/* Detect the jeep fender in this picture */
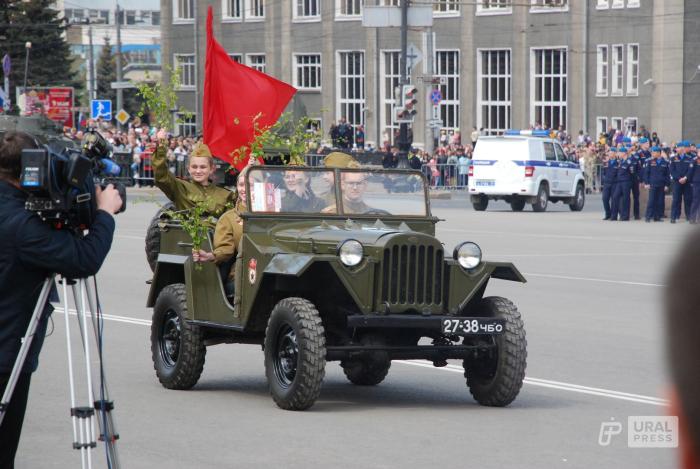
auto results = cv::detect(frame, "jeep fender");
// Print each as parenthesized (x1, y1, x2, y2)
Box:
(146, 254, 187, 307)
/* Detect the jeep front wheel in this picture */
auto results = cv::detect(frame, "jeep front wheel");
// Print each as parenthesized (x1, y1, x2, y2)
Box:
(463, 296, 527, 407)
(264, 298, 326, 410)
(151, 284, 206, 389)
(145, 202, 174, 272)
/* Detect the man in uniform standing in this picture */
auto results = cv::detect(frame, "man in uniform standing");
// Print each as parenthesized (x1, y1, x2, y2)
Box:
(613, 147, 634, 221)
(644, 146, 670, 222)
(630, 138, 649, 219)
(669, 141, 694, 223)
(688, 152, 700, 224)
(602, 147, 618, 220)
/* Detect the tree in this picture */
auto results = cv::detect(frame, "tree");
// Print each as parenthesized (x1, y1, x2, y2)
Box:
(96, 36, 116, 104)
(0, 0, 82, 113)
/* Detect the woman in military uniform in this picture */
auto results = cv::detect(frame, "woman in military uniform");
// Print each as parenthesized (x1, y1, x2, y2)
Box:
(153, 129, 235, 217)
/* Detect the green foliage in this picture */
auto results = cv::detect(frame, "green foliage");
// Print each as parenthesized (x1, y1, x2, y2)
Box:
(135, 65, 191, 131)
(231, 113, 322, 166)
(0, 0, 82, 114)
(96, 36, 116, 104)
(163, 201, 218, 270)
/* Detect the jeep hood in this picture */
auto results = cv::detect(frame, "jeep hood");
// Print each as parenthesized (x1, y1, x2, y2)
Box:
(271, 220, 414, 246)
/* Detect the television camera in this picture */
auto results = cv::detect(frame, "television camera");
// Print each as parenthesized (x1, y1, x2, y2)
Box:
(19, 128, 127, 229)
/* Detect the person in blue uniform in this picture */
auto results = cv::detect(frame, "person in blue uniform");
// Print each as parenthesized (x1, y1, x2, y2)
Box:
(614, 146, 634, 221)
(688, 152, 700, 224)
(669, 141, 694, 223)
(630, 138, 649, 219)
(601, 148, 618, 220)
(644, 146, 670, 222)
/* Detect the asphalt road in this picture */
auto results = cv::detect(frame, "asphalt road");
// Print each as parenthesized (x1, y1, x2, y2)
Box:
(15, 190, 693, 469)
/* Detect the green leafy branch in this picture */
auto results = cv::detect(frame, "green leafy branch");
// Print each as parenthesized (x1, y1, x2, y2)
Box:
(135, 65, 192, 131)
(162, 200, 219, 270)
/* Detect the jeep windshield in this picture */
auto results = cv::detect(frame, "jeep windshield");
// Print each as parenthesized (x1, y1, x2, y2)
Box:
(247, 166, 428, 216)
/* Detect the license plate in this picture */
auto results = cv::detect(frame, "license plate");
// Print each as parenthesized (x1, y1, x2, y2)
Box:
(476, 180, 495, 187)
(441, 317, 506, 335)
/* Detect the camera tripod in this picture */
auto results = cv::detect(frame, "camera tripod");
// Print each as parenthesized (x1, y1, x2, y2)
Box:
(0, 275, 120, 469)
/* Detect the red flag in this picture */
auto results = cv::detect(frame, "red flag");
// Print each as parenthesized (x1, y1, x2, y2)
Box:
(203, 6, 296, 168)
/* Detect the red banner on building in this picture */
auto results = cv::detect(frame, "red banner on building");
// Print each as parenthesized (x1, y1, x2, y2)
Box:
(17, 87, 75, 128)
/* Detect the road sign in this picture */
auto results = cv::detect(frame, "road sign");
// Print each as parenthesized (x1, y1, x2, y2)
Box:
(115, 109, 130, 125)
(91, 99, 112, 120)
(110, 81, 136, 90)
(430, 89, 442, 105)
(2, 54, 10, 77)
(428, 119, 443, 129)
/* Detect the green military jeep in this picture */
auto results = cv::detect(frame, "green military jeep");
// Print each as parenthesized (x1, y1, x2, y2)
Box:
(147, 166, 527, 410)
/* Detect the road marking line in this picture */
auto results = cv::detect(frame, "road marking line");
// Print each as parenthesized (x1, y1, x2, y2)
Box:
(57, 309, 668, 407)
(395, 360, 668, 407)
(439, 228, 678, 245)
(522, 272, 664, 288)
(115, 235, 145, 241)
(490, 252, 661, 258)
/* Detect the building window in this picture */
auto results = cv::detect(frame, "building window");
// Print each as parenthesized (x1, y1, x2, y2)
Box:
(65, 9, 86, 24)
(336, 0, 361, 18)
(624, 117, 638, 135)
(246, 54, 266, 73)
(245, 0, 264, 19)
(381, 51, 401, 144)
(381, 0, 399, 5)
(434, 0, 459, 15)
(152, 11, 161, 25)
(596, 0, 609, 8)
(174, 54, 195, 88)
(611, 0, 624, 8)
(627, 44, 639, 96)
(294, 54, 322, 90)
(177, 113, 197, 137)
(295, 0, 320, 19)
(435, 50, 460, 131)
(228, 54, 243, 63)
(530, 0, 568, 11)
(477, 49, 511, 135)
(612, 117, 623, 131)
(223, 0, 242, 20)
(596, 117, 608, 137)
(531, 48, 567, 130)
(627, 0, 640, 7)
(596, 45, 608, 96)
(476, 0, 512, 14)
(611, 44, 623, 96)
(337, 51, 365, 127)
(173, 0, 195, 21)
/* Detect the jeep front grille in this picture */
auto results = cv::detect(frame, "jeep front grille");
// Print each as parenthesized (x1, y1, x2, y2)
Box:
(380, 244, 444, 307)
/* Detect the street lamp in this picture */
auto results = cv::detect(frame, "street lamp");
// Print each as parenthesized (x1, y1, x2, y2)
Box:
(22, 41, 32, 91)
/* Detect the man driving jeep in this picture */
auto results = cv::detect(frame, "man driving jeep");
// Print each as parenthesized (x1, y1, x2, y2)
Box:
(322, 171, 382, 215)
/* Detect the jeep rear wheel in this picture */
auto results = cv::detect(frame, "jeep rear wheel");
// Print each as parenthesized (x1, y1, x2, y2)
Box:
(340, 334, 391, 386)
(264, 298, 326, 410)
(471, 195, 489, 212)
(532, 184, 549, 212)
(463, 296, 527, 407)
(569, 183, 585, 211)
(145, 202, 174, 272)
(151, 284, 206, 389)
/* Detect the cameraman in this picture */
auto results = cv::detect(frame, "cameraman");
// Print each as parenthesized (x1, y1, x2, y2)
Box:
(0, 131, 122, 468)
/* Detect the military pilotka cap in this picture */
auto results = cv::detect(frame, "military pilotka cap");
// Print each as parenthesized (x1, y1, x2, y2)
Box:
(191, 142, 213, 158)
(323, 151, 361, 169)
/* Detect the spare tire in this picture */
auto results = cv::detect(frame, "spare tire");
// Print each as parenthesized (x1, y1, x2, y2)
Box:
(145, 202, 174, 272)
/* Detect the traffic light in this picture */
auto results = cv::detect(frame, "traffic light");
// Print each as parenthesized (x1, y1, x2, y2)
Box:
(394, 84, 418, 123)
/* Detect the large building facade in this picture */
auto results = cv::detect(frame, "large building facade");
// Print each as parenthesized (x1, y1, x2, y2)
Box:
(162, 0, 700, 145)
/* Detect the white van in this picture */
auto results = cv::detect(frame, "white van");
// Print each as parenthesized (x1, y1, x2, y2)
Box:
(467, 131, 586, 212)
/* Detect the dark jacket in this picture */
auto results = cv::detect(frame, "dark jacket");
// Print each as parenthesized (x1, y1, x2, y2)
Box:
(0, 182, 115, 373)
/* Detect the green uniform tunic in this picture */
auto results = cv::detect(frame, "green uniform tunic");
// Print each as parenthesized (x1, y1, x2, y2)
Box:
(153, 144, 235, 217)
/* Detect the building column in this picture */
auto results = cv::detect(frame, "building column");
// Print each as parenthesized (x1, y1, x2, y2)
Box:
(321, 7, 335, 142)
(512, 3, 528, 129)
(568, 0, 585, 134)
(459, 5, 475, 139)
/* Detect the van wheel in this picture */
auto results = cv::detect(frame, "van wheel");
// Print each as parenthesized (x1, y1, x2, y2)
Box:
(265, 298, 326, 410)
(532, 184, 549, 212)
(569, 184, 585, 211)
(471, 195, 489, 211)
(510, 198, 526, 212)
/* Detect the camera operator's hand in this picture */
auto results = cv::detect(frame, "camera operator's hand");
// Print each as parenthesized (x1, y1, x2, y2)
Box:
(96, 184, 123, 215)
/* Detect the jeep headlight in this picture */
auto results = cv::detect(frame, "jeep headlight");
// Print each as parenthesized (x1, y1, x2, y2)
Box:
(454, 242, 482, 270)
(338, 239, 364, 267)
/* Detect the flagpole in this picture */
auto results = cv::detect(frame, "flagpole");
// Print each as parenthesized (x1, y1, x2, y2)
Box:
(194, 0, 200, 134)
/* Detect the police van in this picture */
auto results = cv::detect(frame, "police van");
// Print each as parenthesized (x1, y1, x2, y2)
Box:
(468, 130, 586, 212)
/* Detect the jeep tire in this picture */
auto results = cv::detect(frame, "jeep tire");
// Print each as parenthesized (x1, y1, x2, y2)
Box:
(340, 333, 391, 386)
(264, 298, 326, 410)
(463, 296, 527, 407)
(532, 184, 549, 212)
(151, 284, 206, 389)
(569, 183, 585, 211)
(145, 202, 174, 272)
(471, 195, 489, 212)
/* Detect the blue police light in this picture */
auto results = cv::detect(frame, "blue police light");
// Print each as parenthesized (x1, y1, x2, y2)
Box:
(504, 129, 521, 136)
(531, 130, 551, 137)
(504, 129, 550, 138)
